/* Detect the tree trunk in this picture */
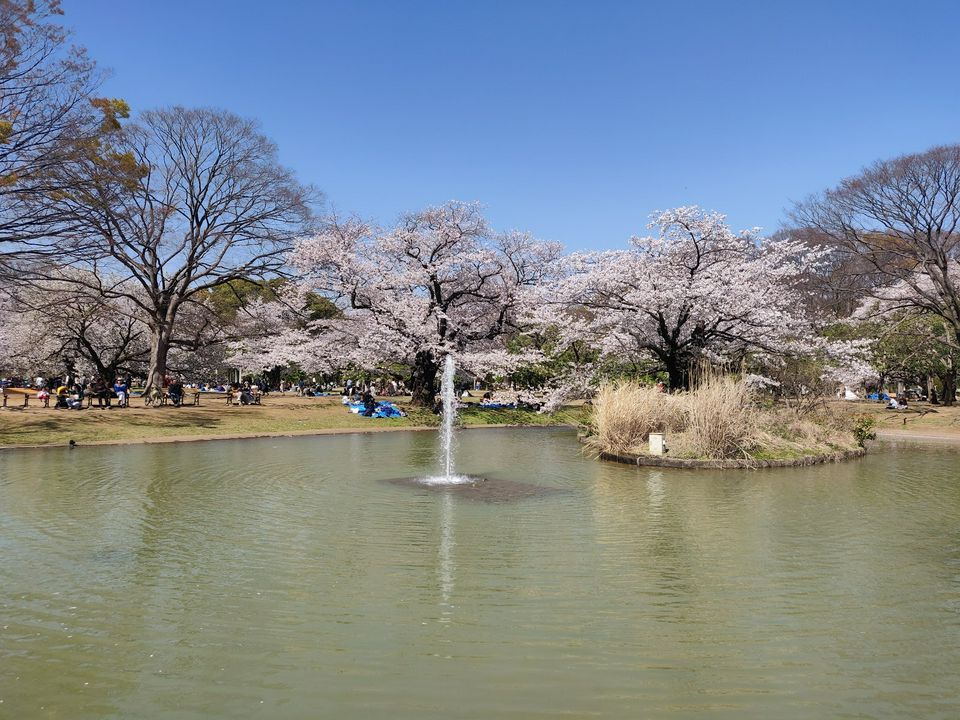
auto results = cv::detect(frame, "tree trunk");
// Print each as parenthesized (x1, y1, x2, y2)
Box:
(409, 349, 439, 408)
(665, 360, 687, 392)
(144, 326, 173, 394)
(940, 371, 956, 406)
(96, 364, 119, 387)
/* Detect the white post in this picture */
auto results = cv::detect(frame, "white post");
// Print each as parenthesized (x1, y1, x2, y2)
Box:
(649, 432, 666, 456)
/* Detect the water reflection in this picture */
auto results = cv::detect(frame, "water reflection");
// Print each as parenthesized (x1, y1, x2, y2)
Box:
(1, 432, 959, 719)
(437, 492, 455, 621)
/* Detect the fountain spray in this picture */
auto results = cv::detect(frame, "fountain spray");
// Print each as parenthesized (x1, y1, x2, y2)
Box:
(440, 354, 457, 478)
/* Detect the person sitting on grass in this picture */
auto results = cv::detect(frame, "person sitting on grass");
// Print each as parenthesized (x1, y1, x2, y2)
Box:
(362, 392, 377, 417)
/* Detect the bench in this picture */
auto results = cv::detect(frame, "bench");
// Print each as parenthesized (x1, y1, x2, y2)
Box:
(160, 390, 201, 407)
(88, 391, 117, 408)
(226, 389, 262, 406)
(1, 387, 49, 408)
(160, 390, 201, 406)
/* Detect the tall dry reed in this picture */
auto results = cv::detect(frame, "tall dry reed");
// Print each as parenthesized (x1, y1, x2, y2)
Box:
(590, 382, 685, 454)
(684, 374, 753, 459)
(590, 373, 757, 459)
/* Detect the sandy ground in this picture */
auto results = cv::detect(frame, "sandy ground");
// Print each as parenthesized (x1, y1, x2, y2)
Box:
(831, 399, 960, 446)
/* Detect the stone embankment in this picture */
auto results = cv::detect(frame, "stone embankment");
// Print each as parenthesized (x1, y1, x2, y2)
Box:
(579, 436, 866, 469)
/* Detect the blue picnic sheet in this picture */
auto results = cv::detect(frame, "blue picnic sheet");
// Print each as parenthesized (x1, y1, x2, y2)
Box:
(347, 401, 406, 418)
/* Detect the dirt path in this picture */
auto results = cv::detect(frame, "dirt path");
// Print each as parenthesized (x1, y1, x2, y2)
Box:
(875, 428, 960, 443)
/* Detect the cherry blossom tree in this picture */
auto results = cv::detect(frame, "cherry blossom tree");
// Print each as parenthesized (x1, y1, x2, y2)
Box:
(0, 292, 62, 376)
(0, 277, 149, 381)
(0, 269, 291, 387)
(534, 207, 824, 390)
(847, 289, 960, 404)
(290, 201, 562, 405)
(221, 294, 320, 375)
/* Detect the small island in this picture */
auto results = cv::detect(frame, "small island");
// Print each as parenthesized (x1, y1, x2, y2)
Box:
(581, 374, 872, 469)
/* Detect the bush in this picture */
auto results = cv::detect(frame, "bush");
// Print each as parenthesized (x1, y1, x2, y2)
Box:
(852, 415, 877, 447)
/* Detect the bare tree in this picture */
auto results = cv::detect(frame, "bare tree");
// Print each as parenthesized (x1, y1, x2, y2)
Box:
(0, 0, 108, 269)
(37, 106, 318, 393)
(792, 144, 960, 337)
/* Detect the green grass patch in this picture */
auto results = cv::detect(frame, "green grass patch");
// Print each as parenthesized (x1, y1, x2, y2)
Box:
(0, 396, 587, 448)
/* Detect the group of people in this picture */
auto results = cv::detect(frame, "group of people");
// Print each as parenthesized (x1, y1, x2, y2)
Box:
(18, 372, 280, 409)
(231, 381, 259, 406)
(261, 376, 409, 398)
(886, 395, 909, 410)
(34, 375, 132, 410)
(341, 389, 406, 418)
(166, 379, 184, 406)
(340, 378, 407, 397)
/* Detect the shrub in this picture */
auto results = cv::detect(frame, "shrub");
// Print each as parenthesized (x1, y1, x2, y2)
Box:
(852, 415, 877, 447)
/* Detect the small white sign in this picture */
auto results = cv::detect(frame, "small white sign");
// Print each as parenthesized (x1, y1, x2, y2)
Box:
(649, 432, 666, 456)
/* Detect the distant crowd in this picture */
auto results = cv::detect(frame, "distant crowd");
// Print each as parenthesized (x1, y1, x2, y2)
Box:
(0, 372, 416, 409)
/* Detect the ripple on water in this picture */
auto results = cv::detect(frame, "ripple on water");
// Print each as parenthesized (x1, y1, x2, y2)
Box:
(1, 431, 960, 720)
(382, 475, 567, 503)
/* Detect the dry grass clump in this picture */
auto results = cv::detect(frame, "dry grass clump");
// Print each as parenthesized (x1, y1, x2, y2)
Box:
(744, 407, 859, 458)
(684, 374, 753, 459)
(589, 383, 684, 454)
(588, 374, 859, 461)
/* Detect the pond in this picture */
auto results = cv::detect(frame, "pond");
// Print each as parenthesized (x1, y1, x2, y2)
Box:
(1, 428, 959, 719)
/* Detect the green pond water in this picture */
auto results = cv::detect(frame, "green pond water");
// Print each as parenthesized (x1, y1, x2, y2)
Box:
(1, 428, 959, 719)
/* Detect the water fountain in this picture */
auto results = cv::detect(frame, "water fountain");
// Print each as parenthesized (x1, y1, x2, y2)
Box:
(423, 354, 472, 485)
(385, 353, 560, 500)
(440, 353, 458, 479)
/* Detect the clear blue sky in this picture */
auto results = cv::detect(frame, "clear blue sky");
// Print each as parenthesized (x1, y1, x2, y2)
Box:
(63, 0, 960, 251)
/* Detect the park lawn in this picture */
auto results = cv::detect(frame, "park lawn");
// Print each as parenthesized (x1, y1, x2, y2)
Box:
(0, 393, 588, 448)
(833, 399, 960, 439)
(11, 391, 956, 450)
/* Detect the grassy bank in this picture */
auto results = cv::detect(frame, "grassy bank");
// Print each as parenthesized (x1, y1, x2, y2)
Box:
(4, 387, 956, 451)
(831, 398, 960, 441)
(0, 394, 588, 448)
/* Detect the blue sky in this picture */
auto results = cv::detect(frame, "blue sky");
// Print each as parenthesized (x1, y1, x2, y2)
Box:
(64, 0, 960, 251)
